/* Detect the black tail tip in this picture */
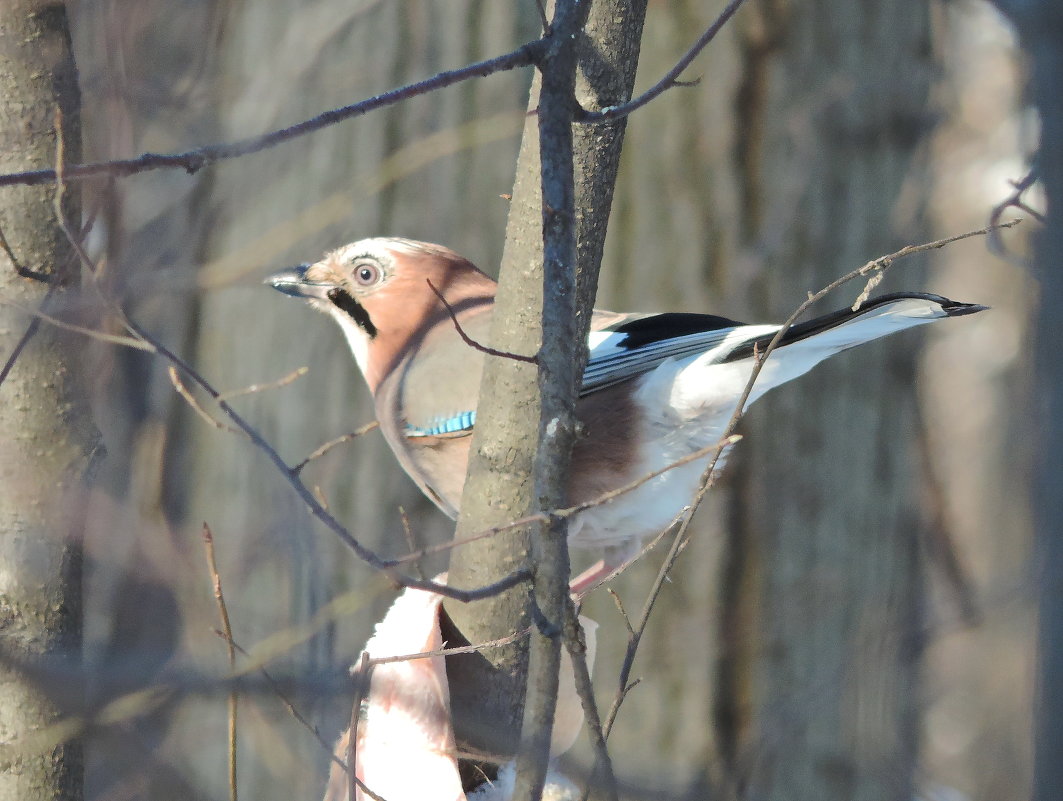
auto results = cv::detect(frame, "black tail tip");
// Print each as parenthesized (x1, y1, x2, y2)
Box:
(942, 299, 990, 317)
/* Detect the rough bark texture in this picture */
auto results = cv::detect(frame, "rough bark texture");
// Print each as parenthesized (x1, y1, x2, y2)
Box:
(725, 2, 933, 799)
(0, 2, 93, 799)
(444, 4, 647, 786)
(992, 5, 1063, 800)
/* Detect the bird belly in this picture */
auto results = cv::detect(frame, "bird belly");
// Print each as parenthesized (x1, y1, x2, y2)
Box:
(566, 359, 743, 555)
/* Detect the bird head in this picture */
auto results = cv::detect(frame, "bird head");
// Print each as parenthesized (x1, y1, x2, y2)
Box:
(267, 237, 496, 391)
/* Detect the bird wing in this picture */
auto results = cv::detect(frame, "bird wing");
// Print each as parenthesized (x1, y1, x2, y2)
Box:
(580, 293, 986, 396)
(405, 293, 985, 430)
(582, 311, 771, 395)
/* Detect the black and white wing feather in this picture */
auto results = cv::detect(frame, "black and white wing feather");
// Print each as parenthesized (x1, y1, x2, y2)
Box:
(581, 292, 985, 397)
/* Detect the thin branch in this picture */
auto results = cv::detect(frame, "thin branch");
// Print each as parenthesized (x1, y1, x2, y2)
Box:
(426, 279, 538, 364)
(217, 366, 309, 401)
(607, 589, 634, 637)
(513, 0, 590, 797)
(563, 602, 617, 801)
(576, 0, 747, 123)
(291, 421, 380, 474)
(0, 40, 546, 188)
(0, 286, 52, 389)
(202, 524, 239, 801)
(388, 435, 741, 568)
(169, 366, 243, 434)
(597, 221, 1015, 741)
(0, 220, 51, 282)
(223, 635, 353, 786)
(397, 507, 427, 581)
(46, 142, 529, 605)
(988, 168, 1043, 264)
(534, 0, 551, 34)
(0, 296, 152, 351)
(347, 655, 377, 801)
(850, 220, 1020, 311)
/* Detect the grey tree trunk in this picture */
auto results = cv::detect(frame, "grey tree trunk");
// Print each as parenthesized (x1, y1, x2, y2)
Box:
(989, 5, 1063, 801)
(722, 2, 933, 799)
(444, 3, 647, 791)
(0, 2, 94, 799)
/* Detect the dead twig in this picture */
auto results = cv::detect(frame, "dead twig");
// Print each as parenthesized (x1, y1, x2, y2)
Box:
(217, 366, 309, 401)
(0, 296, 152, 351)
(202, 524, 239, 801)
(47, 114, 530, 605)
(426, 278, 538, 364)
(563, 601, 617, 801)
(597, 220, 1016, 742)
(0, 41, 547, 189)
(576, 0, 747, 123)
(988, 169, 1043, 265)
(169, 366, 243, 434)
(291, 421, 380, 474)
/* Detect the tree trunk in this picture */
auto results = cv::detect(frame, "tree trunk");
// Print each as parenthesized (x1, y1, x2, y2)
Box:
(0, 2, 94, 799)
(443, 4, 647, 790)
(724, 1, 933, 799)
(989, 5, 1063, 801)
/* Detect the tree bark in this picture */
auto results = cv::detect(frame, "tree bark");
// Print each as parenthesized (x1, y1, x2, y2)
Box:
(988, 5, 1063, 801)
(724, 1, 933, 799)
(0, 2, 94, 799)
(444, 0, 647, 788)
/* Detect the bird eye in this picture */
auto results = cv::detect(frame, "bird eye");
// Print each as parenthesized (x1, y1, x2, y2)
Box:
(352, 260, 381, 286)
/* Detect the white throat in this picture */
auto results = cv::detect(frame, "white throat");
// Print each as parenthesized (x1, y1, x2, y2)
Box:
(329, 307, 372, 378)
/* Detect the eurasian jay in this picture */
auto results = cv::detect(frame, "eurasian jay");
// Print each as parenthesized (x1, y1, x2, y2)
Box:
(268, 237, 985, 590)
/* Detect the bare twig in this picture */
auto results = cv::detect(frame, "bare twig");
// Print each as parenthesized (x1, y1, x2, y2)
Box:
(46, 133, 530, 605)
(202, 524, 239, 801)
(0, 296, 152, 351)
(0, 220, 50, 282)
(426, 279, 538, 364)
(596, 222, 1015, 741)
(0, 287, 53, 390)
(607, 589, 634, 636)
(388, 435, 741, 568)
(217, 366, 309, 401)
(398, 507, 427, 581)
(576, 0, 747, 123)
(988, 169, 1043, 264)
(348, 654, 375, 801)
(562, 602, 617, 801)
(221, 635, 353, 785)
(291, 421, 380, 474)
(534, 0, 551, 34)
(169, 366, 243, 434)
(850, 221, 1018, 311)
(0, 40, 546, 188)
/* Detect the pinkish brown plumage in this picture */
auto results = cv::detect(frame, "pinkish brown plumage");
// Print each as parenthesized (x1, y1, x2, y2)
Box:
(270, 237, 986, 592)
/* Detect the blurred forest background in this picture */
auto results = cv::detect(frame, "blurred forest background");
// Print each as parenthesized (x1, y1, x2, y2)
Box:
(7, 0, 1039, 798)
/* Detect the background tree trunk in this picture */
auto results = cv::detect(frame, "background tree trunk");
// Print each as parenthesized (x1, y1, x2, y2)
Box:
(0, 2, 93, 800)
(988, 4, 1063, 801)
(724, 2, 932, 799)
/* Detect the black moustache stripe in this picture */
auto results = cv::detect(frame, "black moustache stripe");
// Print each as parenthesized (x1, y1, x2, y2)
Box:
(327, 288, 377, 339)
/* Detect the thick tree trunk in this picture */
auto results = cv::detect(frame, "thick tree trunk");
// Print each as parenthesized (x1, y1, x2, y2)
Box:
(443, 5, 647, 789)
(724, 2, 934, 799)
(0, 2, 93, 799)
(989, 5, 1063, 801)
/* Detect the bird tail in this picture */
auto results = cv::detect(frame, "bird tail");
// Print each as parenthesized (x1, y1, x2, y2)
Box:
(726, 292, 987, 364)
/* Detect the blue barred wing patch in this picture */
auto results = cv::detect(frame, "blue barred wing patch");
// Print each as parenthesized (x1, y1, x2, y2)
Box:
(405, 410, 476, 437)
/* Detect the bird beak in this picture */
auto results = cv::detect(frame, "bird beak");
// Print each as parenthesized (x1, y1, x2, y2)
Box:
(265, 264, 336, 300)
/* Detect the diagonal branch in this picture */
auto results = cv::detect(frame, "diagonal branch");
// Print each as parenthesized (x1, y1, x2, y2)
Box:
(0, 40, 546, 188)
(576, 0, 747, 123)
